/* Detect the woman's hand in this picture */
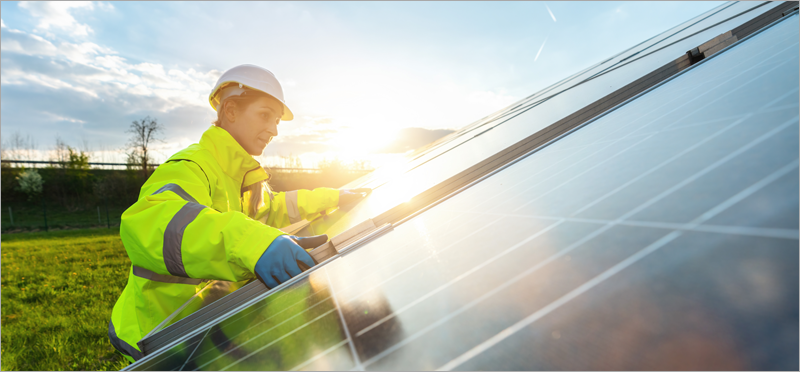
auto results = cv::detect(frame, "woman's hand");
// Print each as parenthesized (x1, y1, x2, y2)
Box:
(339, 188, 372, 206)
(254, 234, 327, 289)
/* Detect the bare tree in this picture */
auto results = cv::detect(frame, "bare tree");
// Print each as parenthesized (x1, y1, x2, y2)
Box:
(0, 132, 19, 161)
(279, 153, 303, 170)
(52, 135, 70, 164)
(2, 131, 38, 163)
(126, 116, 163, 178)
(80, 137, 91, 156)
(26, 134, 39, 161)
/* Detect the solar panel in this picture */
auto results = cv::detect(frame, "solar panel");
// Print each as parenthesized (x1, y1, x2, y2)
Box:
(128, 8, 799, 370)
(307, 1, 792, 240)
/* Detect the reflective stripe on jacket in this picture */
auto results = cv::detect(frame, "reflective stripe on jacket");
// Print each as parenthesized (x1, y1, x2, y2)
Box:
(109, 126, 339, 362)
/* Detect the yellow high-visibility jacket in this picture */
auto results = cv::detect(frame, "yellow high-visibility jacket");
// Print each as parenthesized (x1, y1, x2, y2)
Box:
(108, 126, 339, 362)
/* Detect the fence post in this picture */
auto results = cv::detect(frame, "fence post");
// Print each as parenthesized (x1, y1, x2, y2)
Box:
(105, 196, 111, 229)
(42, 198, 48, 232)
(8, 206, 13, 226)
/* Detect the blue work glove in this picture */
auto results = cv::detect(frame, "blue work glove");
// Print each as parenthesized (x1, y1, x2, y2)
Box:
(254, 234, 327, 289)
(339, 188, 372, 206)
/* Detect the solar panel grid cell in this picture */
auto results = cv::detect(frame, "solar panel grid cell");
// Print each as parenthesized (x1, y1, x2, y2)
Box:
(127, 5, 798, 371)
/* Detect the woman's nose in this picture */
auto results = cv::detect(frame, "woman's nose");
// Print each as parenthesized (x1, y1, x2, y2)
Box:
(266, 121, 278, 137)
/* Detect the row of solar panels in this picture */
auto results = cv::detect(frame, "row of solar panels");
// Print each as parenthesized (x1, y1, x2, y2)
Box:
(126, 1, 799, 370)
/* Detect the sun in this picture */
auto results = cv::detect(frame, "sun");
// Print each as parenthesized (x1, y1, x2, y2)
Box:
(331, 127, 397, 155)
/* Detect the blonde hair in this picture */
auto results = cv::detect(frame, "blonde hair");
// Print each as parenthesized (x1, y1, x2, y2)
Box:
(243, 181, 268, 218)
(213, 91, 272, 218)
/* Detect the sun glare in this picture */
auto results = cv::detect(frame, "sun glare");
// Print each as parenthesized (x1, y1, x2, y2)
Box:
(330, 126, 397, 154)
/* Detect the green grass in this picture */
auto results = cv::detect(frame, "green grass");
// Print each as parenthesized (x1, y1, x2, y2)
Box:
(1, 228, 132, 371)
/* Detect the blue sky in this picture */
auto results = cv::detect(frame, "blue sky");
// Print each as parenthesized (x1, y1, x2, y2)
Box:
(0, 1, 723, 167)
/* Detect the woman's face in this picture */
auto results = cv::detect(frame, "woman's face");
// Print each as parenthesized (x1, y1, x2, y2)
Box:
(223, 96, 283, 156)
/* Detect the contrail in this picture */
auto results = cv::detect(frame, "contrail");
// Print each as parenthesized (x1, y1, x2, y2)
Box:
(545, 3, 557, 22)
(534, 36, 548, 62)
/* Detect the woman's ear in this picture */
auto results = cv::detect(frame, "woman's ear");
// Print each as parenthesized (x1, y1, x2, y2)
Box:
(223, 100, 237, 124)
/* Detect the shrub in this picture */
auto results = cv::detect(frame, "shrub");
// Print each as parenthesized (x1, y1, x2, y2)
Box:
(16, 169, 43, 201)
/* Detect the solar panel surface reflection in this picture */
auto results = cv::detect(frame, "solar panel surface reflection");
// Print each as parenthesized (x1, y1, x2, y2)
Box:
(309, 1, 787, 239)
(130, 11, 799, 371)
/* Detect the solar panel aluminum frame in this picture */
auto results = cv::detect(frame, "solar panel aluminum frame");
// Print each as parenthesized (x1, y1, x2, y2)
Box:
(125, 3, 799, 369)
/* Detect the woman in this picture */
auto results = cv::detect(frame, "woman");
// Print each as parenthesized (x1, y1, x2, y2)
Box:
(108, 64, 369, 362)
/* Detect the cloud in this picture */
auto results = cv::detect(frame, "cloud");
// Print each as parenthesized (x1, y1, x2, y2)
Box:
(544, 3, 557, 22)
(1, 25, 220, 111)
(263, 137, 337, 156)
(57, 41, 115, 64)
(466, 89, 517, 108)
(534, 36, 547, 63)
(310, 117, 334, 125)
(375, 127, 455, 153)
(96, 2, 115, 12)
(44, 112, 87, 123)
(265, 122, 455, 157)
(0, 25, 59, 55)
(18, 1, 96, 37)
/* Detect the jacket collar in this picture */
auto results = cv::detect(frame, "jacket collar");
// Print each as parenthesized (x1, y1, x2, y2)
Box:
(199, 126, 269, 188)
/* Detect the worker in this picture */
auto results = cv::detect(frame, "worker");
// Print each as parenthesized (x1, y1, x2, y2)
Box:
(107, 64, 371, 363)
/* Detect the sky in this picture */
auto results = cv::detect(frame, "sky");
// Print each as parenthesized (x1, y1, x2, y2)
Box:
(0, 1, 724, 168)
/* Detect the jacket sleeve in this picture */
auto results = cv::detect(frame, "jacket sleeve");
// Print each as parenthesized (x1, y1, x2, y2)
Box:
(254, 187, 339, 228)
(120, 160, 285, 282)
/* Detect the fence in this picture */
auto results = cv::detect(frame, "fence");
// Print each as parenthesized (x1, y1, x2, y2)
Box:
(1, 160, 374, 174)
(1, 159, 158, 171)
(2, 198, 126, 233)
(1, 161, 374, 233)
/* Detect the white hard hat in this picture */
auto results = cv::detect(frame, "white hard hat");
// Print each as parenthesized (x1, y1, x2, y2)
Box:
(209, 64, 294, 121)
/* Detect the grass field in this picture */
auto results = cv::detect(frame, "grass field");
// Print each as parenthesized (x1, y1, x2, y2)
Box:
(1, 228, 131, 371)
